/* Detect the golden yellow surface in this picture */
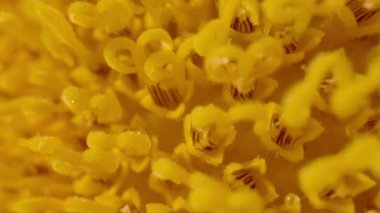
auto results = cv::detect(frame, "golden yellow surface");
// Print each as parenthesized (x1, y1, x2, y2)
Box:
(1, 0, 380, 212)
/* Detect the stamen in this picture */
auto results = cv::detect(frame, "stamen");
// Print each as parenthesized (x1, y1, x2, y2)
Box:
(147, 84, 182, 109)
(230, 84, 256, 101)
(231, 168, 257, 189)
